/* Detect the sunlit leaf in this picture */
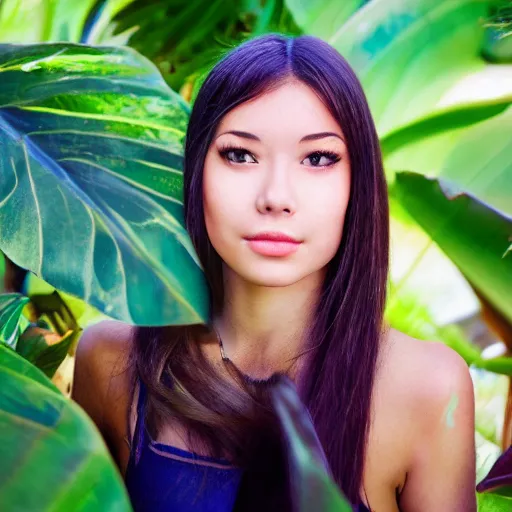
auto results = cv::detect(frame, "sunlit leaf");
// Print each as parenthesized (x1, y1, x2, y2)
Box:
(284, 0, 362, 40)
(384, 106, 512, 218)
(392, 172, 512, 324)
(330, 0, 500, 136)
(0, 43, 208, 326)
(0, 0, 97, 43)
(0, 343, 132, 510)
(477, 491, 512, 512)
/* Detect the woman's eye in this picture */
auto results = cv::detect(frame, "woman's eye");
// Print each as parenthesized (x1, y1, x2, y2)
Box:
(218, 146, 340, 168)
(303, 151, 341, 168)
(219, 147, 257, 164)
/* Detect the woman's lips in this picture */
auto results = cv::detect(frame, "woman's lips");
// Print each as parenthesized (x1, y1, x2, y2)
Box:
(244, 239, 302, 257)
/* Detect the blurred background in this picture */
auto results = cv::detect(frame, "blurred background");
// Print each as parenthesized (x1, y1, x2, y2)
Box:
(0, 0, 511, 510)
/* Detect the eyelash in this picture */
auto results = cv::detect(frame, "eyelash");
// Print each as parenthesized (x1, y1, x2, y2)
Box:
(218, 144, 341, 169)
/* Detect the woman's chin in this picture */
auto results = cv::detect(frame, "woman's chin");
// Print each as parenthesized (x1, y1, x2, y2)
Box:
(234, 264, 314, 288)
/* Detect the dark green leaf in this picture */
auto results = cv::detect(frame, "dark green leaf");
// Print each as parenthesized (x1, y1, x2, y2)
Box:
(16, 328, 79, 379)
(271, 376, 353, 512)
(0, 341, 58, 392)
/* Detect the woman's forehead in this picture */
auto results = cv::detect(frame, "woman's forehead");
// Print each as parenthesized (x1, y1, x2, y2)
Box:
(214, 84, 345, 145)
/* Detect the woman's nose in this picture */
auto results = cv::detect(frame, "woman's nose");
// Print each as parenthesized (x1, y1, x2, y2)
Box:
(255, 166, 296, 216)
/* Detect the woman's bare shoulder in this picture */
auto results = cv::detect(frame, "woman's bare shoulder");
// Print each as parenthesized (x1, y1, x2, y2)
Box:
(376, 328, 476, 508)
(379, 328, 472, 423)
(383, 328, 471, 403)
(72, 319, 135, 442)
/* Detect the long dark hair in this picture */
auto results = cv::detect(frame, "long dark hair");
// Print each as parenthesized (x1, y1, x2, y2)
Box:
(129, 33, 390, 509)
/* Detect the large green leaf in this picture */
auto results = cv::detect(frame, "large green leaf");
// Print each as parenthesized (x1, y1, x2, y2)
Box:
(0, 336, 58, 392)
(0, 43, 208, 326)
(386, 104, 512, 330)
(330, 0, 504, 137)
(381, 100, 511, 172)
(271, 376, 353, 512)
(392, 172, 512, 324)
(477, 492, 512, 512)
(0, 343, 132, 511)
(385, 105, 512, 217)
(0, 253, 5, 292)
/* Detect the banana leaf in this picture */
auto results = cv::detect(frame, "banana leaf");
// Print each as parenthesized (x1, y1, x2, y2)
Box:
(392, 172, 512, 324)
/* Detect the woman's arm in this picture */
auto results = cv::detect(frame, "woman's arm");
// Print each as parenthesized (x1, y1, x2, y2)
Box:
(398, 342, 477, 512)
(71, 319, 133, 463)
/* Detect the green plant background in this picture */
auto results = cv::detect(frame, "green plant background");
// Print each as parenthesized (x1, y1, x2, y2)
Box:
(0, 0, 511, 510)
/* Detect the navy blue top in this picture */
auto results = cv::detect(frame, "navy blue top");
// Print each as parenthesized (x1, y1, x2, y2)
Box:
(124, 379, 371, 512)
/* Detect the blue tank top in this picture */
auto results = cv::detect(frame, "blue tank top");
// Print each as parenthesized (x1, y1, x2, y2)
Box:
(124, 378, 371, 512)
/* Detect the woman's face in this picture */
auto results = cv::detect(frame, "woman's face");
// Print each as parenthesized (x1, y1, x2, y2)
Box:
(202, 79, 351, 288)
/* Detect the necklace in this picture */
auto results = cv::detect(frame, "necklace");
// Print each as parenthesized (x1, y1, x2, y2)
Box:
(213, 326, 230, 362)
(212, 325, 301, 380)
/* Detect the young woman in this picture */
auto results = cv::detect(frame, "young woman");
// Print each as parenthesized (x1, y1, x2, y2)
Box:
(72, 33, 477, 511)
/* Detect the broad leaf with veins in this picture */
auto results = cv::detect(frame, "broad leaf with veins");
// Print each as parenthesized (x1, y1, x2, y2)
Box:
(0, 43, 208, 326)
(0, 342, 133, 511)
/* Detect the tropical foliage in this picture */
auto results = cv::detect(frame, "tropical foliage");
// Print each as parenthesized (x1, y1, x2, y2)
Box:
(0, 0, 511, 510)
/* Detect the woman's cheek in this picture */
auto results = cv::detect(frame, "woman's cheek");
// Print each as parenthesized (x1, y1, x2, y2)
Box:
(313, 198, 347, 251)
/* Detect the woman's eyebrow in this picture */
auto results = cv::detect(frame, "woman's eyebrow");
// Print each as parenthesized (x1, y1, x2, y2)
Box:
(216, 130, 345, 143)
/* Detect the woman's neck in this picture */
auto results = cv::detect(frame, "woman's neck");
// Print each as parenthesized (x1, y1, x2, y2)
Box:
(212, 265, 326, 379)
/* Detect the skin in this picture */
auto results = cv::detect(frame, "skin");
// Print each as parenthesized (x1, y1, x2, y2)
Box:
(72, 79, 477, 511)
(202, 79, 350, 377)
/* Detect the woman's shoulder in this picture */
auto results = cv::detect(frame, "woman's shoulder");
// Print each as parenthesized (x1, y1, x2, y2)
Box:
(382, 328, 473, 413)
(72, 319, 136, 461)
(371, 328, 475, 507)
